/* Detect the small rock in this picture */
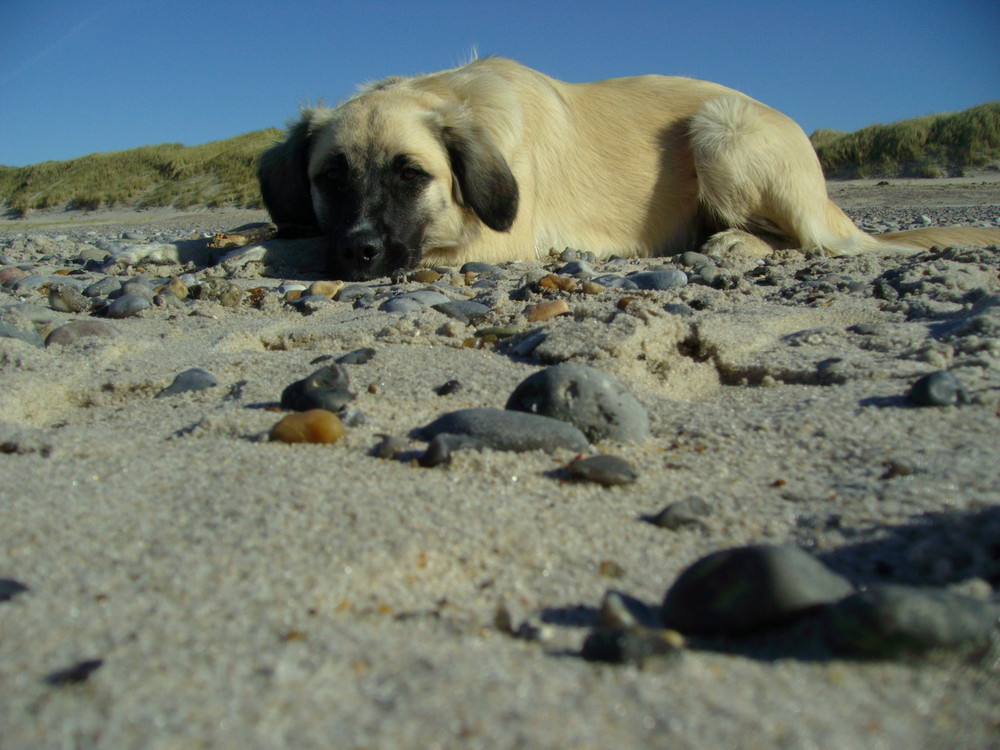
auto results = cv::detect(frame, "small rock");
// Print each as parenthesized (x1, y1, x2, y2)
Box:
(281, 365, 353, 411)
(581, 627, 684, 665)
(48, 283, 90, 313)
(459, 262, 499, 274)
(907, 371, 970, 407)
(591, 274, 638, 290)
(598, 590, 660, 629)
(270, 409, 346, 444)
(0, 579, 29, 602)
(156, 368, 218, 398)
(524, 299, 570, 322)
(661, 545, 855, 635)
(432, 300, 491, 323)
(307, 280, 346, 298)
(506, 363, 650, 443)
(45, 320, 119, 347)
(105, 294, 151, 319)
(537, 274, 577, 292)
(644, 496, 712, 530)
(419, 408, 589, 453)
(380, 290, 451, 313)
(336, 348, 376, 365)
(409, 268, 443, 283)
(435, 379, 463, 396)
(626, 270, 688, 290)
(824, 584, 1000, 658)
(581, 281, 605, 295)
(0, 322, 44, 348)
(83, 276, 121, 298)
(372, 434, 407, 459)
(44, 659, 104, 686)
(558, 260, 594, 275)
(566, 455, 638, 486)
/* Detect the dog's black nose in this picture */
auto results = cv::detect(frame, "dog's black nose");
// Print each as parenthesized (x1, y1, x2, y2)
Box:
(343, 227, 384, 267)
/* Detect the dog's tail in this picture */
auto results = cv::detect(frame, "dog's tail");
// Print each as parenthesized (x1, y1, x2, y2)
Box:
(873, 226, 1000, 252)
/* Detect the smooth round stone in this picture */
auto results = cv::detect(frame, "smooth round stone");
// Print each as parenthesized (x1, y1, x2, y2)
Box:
(336, 347, 376, 365)
(459, 262, 500, 274)
(156, 368, 218, 398)
(83, 276, 122, 298)
(0, 322, 43, 348)
(0, 578, 29, 602)
(154, 291, 186, 309)
(335, 284, 376, 303)
(432, 300, 491, 323)
(824, 584, 1000, 658)
(524, 299, 569, 323)
(645, 496, 712, 530)
(506, 363, 650, 443)
(591, 274, 639, 290)
(907, 370, 969, 406)
(270, 409, 346, 444)
(566, 455, 639, 486)
(558, 260, 594, 275)
(281, 365, 352, 410)
(380, 290, 451, 313)
(291, 294, 332, 314)
(114, 278, 155, 300)
(9, 275, 53, 292)
(626, 270, 688, 290)
(48, 283, 91, 313)
(289, 388, 354, 412)
(679, 251, 713, 268)
(45, 320, 119, 347)
(0, 267, 28, 286)
(419, 408, 588, 453)
(662, 545, 855, 635)
(106, 294, 151, 318)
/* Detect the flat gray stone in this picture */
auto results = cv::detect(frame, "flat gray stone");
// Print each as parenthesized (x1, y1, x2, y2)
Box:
(506, 363, 650, 443)
(419, 408, 588, 453)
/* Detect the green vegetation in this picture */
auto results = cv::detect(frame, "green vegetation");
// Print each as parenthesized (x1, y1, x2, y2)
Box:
(811, 102, 1000, 178)
(0, 129, 281, 217)
(2, 102, 999, 217)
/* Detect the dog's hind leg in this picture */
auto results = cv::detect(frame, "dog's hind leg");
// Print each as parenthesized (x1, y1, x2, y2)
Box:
(690, 95, 882, 256)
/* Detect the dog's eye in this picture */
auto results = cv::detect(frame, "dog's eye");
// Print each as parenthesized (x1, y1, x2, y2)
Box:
(399, 166, 426, 182)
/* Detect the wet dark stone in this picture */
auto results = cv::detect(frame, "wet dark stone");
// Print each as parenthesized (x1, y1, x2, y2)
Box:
(0, 578, 29, 602)
(907, 371, 970, 407)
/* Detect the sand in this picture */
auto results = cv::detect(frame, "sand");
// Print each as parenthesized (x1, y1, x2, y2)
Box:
(0, 179, 998, 749)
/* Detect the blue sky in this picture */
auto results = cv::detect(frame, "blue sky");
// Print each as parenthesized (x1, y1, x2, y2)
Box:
(1, 0, 998, 167)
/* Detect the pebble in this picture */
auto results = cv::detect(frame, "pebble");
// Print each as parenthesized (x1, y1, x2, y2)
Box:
(379, 290, 451, 313)
(372, 434, 407, 459)
(0, 322, 44, 348)
(435, 379, 463, 395)
(645, 496, 712, 530)
(156, 368, 218, 398)
(524, 299, 570, 322)
(565, 454, 638, 486)
(506, 363, 651, 443)
(45, 658, 104, 686)
(336, 284, 376, 304)
(0, 267, 28, 286)
(907, 370, 970, 406)
(581, 626, 684, 665)
(626, 270, 688, 290)
(419, 408, 589, 453)
(281, 365, 354, 412)
(105, 293, 151, 318)
(48, 283, 91, 313)
(83, 276, 121, 298)
(45, 320, 119, 347)
(537, 274, 577, 292)
(409, 268, 442, 283)
(432, 300, 491, 323)
(824, 584, 1000, 658)
(459, 262, 499, 274)
(270, 409, 346, 444)
(0, 578, 29, 602)
(290, 293, 333, 314)
(336, 347, 376, 365)
(661, 545, 855, 635)
(307, 280, 346, 298)
(591, 274, 639, 290)
(558, 260, 594, 275)
(597, 590, 660, 629)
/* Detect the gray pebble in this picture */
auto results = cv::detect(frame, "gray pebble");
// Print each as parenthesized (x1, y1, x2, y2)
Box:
(380, 290, 451, 313)
(0, 578, 29, 602)
(432, 300, 491, 323)
(281, 365, 353, 412)
(645, 496, 712, 530)
(506, 363, 650, 443)
(662, 545, 855, 635)
(566, 455, 638, 486)
(591, 274, 639, 290)
(679, 251, 713, 268)
(419, 408, 589, 453)
(156, 368, 218, 398)
(290, 294, 332, 314)
(626, 270, 688, 290)
(105, 294, 151, 319)
(558, 260, 594, 276)
(0, 322, 44, 348)
(459, 262, 500, 274)
(113, 278, 155, 300)
(336, 347, 376, 365)
(335, 284, 376, 304)
(825, 584, 1000, 658)
(45, 320, 119, 347)
(372, 434, 407, 459)
(907, 370, 970, 406)
(581, 626, 683, 665)
(84, 276, 122, 298)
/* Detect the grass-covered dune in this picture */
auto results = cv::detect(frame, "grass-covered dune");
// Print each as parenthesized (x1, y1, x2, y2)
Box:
(1, 102, 998, 217)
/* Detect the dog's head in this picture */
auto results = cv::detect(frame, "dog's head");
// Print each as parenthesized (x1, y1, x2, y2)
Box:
(258, 84, 519, 280)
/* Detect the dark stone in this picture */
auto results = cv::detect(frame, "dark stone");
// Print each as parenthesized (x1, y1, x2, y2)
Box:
(419, 408, 588, 453)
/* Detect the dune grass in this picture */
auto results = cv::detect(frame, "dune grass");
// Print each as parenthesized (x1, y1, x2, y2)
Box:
(2, 102, 998, 217)
(811, 101, 1000, 178)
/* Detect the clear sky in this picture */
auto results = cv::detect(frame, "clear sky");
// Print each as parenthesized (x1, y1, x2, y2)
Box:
(1, 0, 998, 167)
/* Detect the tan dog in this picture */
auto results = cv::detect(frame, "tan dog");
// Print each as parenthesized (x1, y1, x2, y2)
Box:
(258, 57, 999, 280)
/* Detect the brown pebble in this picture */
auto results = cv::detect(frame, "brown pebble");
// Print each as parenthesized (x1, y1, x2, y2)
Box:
(308, 280, 346, 299)
(0, 267, 28, 286)
(409, 268, 442, 283)
(164, 276, 188, 300)
(524, 299, 570, 322)
(270, 409, 346, 444)
(284, 289, 303, 302)
(537, 274, 577, 292)
(581, 281, 605, 295)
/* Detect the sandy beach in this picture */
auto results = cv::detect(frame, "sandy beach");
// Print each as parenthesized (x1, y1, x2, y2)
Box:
(1, 178, 998, 749)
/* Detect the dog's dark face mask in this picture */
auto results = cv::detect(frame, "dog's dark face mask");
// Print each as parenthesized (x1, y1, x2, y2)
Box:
(257, 97, 519, 282)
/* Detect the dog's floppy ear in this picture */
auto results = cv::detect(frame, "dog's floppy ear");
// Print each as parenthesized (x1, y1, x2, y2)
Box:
(258, 112, 320, 235)
(440, 116, 519, 232)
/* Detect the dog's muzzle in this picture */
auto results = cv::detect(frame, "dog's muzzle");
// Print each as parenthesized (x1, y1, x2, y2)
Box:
(338, 226, 419, 281)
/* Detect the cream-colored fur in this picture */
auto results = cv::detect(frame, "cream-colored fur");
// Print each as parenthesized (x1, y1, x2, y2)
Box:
(259, 57, 1000, 268)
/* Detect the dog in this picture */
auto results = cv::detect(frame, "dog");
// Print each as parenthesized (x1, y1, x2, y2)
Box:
(258, 57, 1000, 281)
